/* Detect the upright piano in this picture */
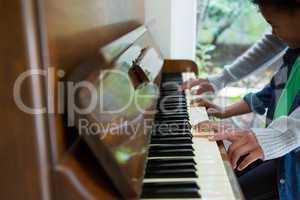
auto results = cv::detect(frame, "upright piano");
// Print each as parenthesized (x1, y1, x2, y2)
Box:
(0, 0, 244, 199)
(66, 26, 244, 200)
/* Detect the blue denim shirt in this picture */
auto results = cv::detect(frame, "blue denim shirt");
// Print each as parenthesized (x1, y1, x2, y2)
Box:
(244, 49, 300, 200)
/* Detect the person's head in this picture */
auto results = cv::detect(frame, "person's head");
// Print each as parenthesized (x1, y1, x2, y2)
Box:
(252, 0, 300, 48)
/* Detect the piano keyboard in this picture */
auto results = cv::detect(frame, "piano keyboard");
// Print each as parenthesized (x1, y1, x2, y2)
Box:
(141, 73, 238, 200)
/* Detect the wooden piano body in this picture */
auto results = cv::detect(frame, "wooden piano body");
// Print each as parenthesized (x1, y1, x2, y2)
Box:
(0, 0, 243, 199)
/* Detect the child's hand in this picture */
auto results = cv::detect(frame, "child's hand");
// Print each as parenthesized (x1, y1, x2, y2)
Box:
(191, 97, 227, 118)
(208, 129, 264, 171)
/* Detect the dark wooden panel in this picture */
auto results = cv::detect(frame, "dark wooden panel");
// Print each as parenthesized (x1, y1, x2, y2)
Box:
(0, 0, 145, 199)
(38, 0, 145, 199)
(163, 59, 198, 74)
(41, 0, 145, 161)
(0, 0, 51, 199)
(44, 0, 144, 74)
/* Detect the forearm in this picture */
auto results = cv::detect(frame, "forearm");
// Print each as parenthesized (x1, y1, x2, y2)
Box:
(252, 107, 300, 160)
(208, 33, 287, 91)
(223, 100, 252, 118)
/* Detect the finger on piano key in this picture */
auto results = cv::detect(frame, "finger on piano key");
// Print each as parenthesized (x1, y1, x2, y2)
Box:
(182, 72, 238, 200)
(142, 73, 238, 200)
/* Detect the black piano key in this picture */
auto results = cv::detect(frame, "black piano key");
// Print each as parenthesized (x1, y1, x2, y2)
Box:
(143, 181, 199, 190)
(158, 107, 187, 110)
(152, 132, 191, 137)
(160, 97, 183, 101)
(147, 162, 196, 170)
(159, 107, 187, 111)
(160, 99, 185, 102)
(148, 149, 194, 157)
(152, 134, 192, 138)
(152, 131, 192, 136)
(154, 122, 189, 126)
(160, 94, 185, 97)
(160, 92, 184, 96)
(149, 145, 194, 151)
(157, 118, 189, 122)
(155, 122, 188, 128)
(145, 169, 198, 179)
(152, 129, 192, 135)
(155, 117, 189, 122)
(160, 103, 187, 108)
(162, 77, 181, 80)
(147, 162, 196, 169)
(161, 81, 182, 84)
(154, 126, 191, 132)
(158, 106, 187, 110)
(154, 128, 192, 134)
(141, 182, 200, 199)
(157, 114, 188, 118)
(158, 109, 187, 113)
(147, 163, 196, 171)
(162, 82, 182, 86)
(160, 89, 183, 92)
(162, 79, 182, 82)
(163, 77, 183, 81)
(160, 86, 180, 89)
(147, 158, 196, 165)
(141, 188, 200, 199)
(162, 78, 182, 81)
(160, 96, 186, 100)
(155, 119, 189, 123)
(154, 122, 190, 127)
(154, 122, 190, 128)
(154, 121, 190, 125)
(152, 134, 192, 139)
(146, 163, 197, 173)
(160, 95, 183, 98)
(151, 138, 193, 145)
(154, 123, 191, 129)
(159, 103, 187, 107)
(155, 121, 190, 125)
(156, 113, 188, 116)
(158, 112, 188, 115)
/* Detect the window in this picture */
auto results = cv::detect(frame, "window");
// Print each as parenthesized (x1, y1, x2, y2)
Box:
(196, 0, 273, 128)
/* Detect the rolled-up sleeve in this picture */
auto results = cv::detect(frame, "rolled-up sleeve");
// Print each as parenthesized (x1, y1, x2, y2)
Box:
(207, 33, 286, 91)
(243, 84, 273, 115)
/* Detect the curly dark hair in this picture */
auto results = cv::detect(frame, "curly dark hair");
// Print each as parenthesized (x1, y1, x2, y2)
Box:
(252, 0, 300, 9)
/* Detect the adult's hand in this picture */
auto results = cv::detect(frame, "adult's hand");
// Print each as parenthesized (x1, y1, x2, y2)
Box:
(209, 129, 264, 171)
(179, 78, 214, 95)
(191, 97, 227, 118)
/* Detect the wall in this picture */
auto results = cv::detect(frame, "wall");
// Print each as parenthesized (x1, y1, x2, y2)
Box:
(170, 0, 197, 60)
(145, 0, 197, 60)
(145, 0, 172, 57)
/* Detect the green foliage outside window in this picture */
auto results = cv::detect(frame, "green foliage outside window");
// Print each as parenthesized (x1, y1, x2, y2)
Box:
(196, 0, 268, 74)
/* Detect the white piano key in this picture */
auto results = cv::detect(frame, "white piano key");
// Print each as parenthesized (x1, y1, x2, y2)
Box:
(183, 72, 237, 200)
(142, 73, 241, 200)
